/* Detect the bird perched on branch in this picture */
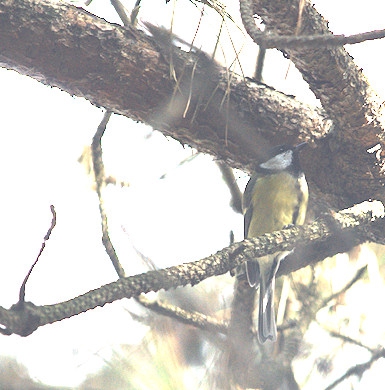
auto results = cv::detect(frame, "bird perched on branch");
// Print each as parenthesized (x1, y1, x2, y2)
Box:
(243, 143, 308, 343)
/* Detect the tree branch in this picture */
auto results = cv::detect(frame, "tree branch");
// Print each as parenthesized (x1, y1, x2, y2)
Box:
(136, 296, 228, 334)
(0, 200, 383, 337)
(0, 0, 329, 180)
(325, 348, 385, 390)
(18, 205, 57, 304)
(240, 0, 385, 49)
(91, 111, 126, 278)
(249, 0, 385, 206)
(4, 0, 385, 209)
(216, 161, 243, 214)
(321, 265, 367, 308)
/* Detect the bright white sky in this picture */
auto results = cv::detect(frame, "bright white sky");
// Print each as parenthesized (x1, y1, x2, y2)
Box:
(0, 0, 385, 388)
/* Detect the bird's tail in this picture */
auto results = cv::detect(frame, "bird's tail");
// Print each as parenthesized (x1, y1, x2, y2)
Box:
(258, 276, 277, 343)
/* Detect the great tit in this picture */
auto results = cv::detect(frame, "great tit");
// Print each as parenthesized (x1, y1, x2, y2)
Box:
(243, 143, 308, 343)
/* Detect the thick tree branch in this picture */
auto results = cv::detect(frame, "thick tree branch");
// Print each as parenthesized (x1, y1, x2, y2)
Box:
(2, 0, 385, 209)
(0, 0, 329, 175)
(249, 0, 385, 206)
(0, 200, 383, 337)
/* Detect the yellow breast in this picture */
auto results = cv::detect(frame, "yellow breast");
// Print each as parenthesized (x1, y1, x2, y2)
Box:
(245, 172, 308, 238)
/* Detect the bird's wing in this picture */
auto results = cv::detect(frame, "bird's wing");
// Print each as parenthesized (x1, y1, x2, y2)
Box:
(243, 174, 259, 237)
(246, 259, 260, 287)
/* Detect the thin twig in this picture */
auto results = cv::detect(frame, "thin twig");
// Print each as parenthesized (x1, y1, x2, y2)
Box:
(325, 348, 385, 390)
(136, 295, 228, 334)
(110, 0, 130, 27)
(254, 46, 266, 81)
(328, 330, 375, 353)
(216, 161, 242, 214)
(91, 111, 126, 278)
(322, 265, 367, 307)
(239, 0, 385, 49)
(130, 0, 141, 26)
(18, 205, 57, 304)
(91, 112, 224, 332)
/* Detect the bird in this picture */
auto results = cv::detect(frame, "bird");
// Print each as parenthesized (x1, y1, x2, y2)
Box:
(242, 142, 309, 343)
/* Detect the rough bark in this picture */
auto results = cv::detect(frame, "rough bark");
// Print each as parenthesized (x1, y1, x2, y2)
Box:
(251, 0, 385, 206)
(1, 0, 385, 208)
(0, 0, 329, 190)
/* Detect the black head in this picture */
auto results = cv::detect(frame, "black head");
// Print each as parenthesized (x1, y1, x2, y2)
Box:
(257, 142, 307, 175)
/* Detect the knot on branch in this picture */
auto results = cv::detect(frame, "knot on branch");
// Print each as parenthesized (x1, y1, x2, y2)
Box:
(6, 301, 41, 336)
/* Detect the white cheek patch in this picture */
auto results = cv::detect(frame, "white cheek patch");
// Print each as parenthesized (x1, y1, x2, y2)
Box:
(260, 150, 293, 170)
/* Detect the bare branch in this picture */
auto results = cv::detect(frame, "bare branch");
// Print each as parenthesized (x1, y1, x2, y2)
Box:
(110, 0, 130, 27)
(321, 265, 367, 307)
(328, 330, 375, 354)
(249, 0, 385, 207)
(325, 348, 385, 390)
(91, 111, 126, 278)
(136, 295, 228, 334)
(91, 113, 218, 332)
(240, 0, 385, 49)
(130, 0, 141, 26)
(254, 45, 266, 81)
(18, 205, 57, 304)
(0, 0, 330, 179)
(216, 161, 243, 214)
(2, 0, 385, 209)
(0, 200, 383, 336)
